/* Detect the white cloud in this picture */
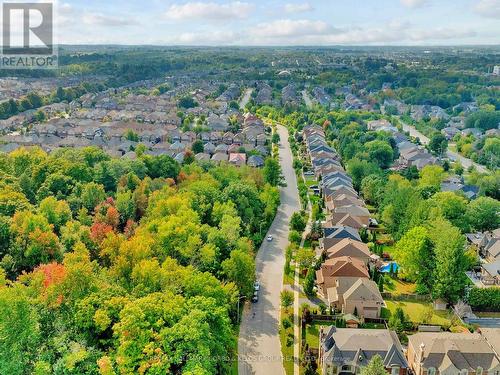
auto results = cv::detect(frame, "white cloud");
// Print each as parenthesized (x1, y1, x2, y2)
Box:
(250, 19, 337, 39)
(400, 0, 428, 8)
(176, 30, 240, 44)
(474, 0, 500, 19)
(82, 13, 138, 27)
(164, 1, 254, 21)
(284, 2, 314, 13)
(410, 28, 477, 41)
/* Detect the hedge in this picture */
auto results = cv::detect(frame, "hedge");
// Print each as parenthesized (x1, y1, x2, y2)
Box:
(468, 287, 500, 311)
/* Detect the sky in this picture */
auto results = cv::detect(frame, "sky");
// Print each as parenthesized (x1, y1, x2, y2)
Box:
(51, 0, 500, 45)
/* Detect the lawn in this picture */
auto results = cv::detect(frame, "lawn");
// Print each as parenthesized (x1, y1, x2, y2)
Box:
(384, 278, 416, 295)
(279, 309, 295, 375)
(385, 300, 452, 327)
(306, 324, 320, 350)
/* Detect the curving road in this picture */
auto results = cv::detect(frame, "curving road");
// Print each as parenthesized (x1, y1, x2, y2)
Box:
(239, 88, 254, 109)
(400, 120, 488, 174)
(238, 125, 301, 375)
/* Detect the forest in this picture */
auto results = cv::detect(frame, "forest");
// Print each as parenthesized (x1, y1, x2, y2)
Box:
(0, 147, 280, 374)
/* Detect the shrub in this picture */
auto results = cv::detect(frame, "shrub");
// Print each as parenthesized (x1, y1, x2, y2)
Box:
(468, 287, 500, 311)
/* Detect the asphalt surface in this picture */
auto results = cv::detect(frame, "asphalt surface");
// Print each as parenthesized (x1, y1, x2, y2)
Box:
(239, 88, 254, 108)
(238, 125, 301, 375)
(400, 120, 488, 173)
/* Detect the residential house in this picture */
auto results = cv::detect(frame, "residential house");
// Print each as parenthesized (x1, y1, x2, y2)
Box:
(324, 238, 371, 264)
(320, 226, 361, 252)
(338, 278, 385, 318)
(319, 327, 408, 375)
(247, 155, 264, 168)
(316, 256, 369, 297)
(407, 332, 500, 375)
(211, 152, 228, 163)
(228, 153, 246, 167)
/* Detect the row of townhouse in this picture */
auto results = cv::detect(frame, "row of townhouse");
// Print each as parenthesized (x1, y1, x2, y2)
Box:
(318, 326, 500, 375)
(0, 114, 269, 165)
(303, 124, 384, 319)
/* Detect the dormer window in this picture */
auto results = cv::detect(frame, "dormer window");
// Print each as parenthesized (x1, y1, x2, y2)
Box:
(476, 367, 483, 375)
(428, 367, 436, 375)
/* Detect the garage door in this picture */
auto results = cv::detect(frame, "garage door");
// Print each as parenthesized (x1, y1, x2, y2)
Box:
(363, 307, 378, 319)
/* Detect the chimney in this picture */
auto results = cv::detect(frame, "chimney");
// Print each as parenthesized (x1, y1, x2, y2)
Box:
(419, 343, 425, 363)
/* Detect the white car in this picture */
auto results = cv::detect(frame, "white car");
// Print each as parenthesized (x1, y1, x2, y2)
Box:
(254, 281, 260, 291)
(267, 235, 273, 242)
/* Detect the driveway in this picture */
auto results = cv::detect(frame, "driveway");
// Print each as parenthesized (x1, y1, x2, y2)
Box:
(238, 124, 301, 375)
(400, 120, 488, 173)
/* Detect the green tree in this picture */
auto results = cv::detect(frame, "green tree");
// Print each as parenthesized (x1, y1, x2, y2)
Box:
(394, 226, 434, 293)
(365, 140, 394, 168)
(360, 355, 386, 375)
(429, 218, 467, 303)
(428, 132, 448, 155)
(290, 211, 306, 232)
(466, 196, 500, 231)
(280, 290, 293, 310)
(222, 249, 255, 297)
(80, 182, 106, 212)
(263, 157, 282, 186)
(191, 139, 204, 154)
(304, 267, 316, 296)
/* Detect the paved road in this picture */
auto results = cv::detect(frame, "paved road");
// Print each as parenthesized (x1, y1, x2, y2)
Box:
(301, 90, 313, 108)
(238, 125, 301, 375)
(400, 120, 488, 173)
(239, 88, 254, 108)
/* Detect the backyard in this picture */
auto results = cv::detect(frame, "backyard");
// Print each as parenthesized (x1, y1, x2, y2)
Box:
(384, 300, 453, 327)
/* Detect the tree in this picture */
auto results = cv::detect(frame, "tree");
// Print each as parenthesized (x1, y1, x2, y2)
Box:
(263, 157, 282, 186)
(304, 267, 315, 296)
(296, 248, 316, 270)
(430, 192, 468, 231)
(178, 96, 198, 109)
(290, 211, 306, 232)
(466, 196, 500, 232)
(394, 226, 434, 293)
(429, 218, 467, 303)
(347, 159, 380, 190)
(280, 290, 293, 310)
(144, 154, 180, 180)
(465, 111, 500, 131)
(80, 182, 106, 212)
(365, 140, 394, 168)
(191, 139, 204, 154)
(222, 249, 255, 297)
(0, 286, 41, 375)
(378, 276, 384, 292)
(428, 132, 448, 155)
(419, 165, 445, 188)
(360, 355, 386, 375)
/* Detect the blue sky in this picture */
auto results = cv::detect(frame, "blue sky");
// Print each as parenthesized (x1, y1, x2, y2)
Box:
(55, 0, 500, 45)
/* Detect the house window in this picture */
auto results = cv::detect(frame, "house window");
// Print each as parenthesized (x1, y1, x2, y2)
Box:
(428, 367, 436, 375)
(476, 367, 483, 375)
(392, 366, 400, 375)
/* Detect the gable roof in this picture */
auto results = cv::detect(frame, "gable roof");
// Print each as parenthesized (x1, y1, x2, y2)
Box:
(326, 238, 371, 260)
(322, 327, 407, 368)
(318, 256, 369, 281)
(323, 225, 361, 241)
(343, 278, 384, 303)
(409, 332, 500, 372)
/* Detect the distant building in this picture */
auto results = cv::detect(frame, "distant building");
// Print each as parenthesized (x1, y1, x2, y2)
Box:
(493, 65, 500, 76)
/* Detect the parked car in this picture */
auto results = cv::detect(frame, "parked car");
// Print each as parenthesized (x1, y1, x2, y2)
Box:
(267, 235, 273, 242)
(252, 291, 259, 303)
(254, 281, 260, 291)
